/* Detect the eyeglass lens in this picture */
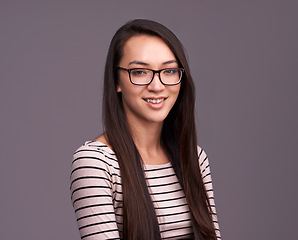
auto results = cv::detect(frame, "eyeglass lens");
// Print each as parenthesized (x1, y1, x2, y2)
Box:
(130, 68, 182, 85)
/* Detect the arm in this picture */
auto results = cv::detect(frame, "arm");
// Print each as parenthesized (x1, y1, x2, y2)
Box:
(70, 144, 120, 240)
(198, 146, 221, 240)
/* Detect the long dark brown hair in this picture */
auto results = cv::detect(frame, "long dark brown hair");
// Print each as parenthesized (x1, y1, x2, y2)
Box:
(102, 19, 216, 239)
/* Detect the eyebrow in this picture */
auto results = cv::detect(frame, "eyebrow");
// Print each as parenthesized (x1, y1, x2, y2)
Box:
(162, 59, 178, 65)
(128, 61, 149, 66)
(128, 59, 178, 66)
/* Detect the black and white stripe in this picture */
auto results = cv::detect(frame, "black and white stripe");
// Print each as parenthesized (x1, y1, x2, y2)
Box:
(70, 141, 221, 239)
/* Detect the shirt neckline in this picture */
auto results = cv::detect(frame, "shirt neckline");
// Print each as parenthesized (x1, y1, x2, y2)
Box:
(88, 140, 172, 167)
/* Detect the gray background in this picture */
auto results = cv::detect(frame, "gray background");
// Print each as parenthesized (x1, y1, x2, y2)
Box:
(1, 0, 297, 239)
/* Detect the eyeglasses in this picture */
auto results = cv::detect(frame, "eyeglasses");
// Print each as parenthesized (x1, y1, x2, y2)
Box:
(117, 67, 184, 85)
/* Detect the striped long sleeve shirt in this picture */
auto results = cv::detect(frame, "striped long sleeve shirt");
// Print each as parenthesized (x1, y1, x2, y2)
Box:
(70, 141, 221, 239)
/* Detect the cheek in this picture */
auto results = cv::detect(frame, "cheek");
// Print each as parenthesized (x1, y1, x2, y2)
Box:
(171, 86, 181, 107)
(172, 85, 181, 99)
(118, 82, 142, 102)
(117, 72, 128, 93)
(117, 77, 125, 93)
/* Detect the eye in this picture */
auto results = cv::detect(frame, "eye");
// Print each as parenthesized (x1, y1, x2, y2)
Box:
(131, 69, 148, 76)
(163, 68, 179, 75)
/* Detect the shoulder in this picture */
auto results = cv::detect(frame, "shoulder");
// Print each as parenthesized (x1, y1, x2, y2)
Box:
(71, 141, 119, 173)
(74, 140, 115, 157)
(197, 146, 209, 167)
(197, 146, 211, 178)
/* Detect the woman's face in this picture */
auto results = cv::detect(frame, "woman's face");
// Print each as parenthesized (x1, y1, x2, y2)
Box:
(117, 35, 181, 126)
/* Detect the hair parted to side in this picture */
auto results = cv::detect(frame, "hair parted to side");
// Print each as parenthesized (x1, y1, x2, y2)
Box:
(102, 19, 217, 240)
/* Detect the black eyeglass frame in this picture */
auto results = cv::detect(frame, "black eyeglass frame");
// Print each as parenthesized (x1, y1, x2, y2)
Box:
(117, 67, 184, 86)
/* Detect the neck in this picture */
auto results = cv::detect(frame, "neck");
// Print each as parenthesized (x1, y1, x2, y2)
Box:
(127, 119, 169, 165)
(129, 120, 163, 151)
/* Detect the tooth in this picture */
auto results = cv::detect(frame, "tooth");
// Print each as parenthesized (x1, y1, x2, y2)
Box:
(146, 98, 164, 103)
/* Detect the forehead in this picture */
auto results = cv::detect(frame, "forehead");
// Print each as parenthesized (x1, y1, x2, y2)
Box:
(120, 35, 176, 66)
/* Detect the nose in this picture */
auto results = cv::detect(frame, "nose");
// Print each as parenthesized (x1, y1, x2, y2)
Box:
(147, 72, 165, 92)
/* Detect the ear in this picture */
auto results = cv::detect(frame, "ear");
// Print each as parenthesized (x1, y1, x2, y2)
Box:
(117, 84, 122, 92)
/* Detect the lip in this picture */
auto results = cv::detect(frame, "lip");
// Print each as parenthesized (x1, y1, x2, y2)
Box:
(143, 97, 167, 109)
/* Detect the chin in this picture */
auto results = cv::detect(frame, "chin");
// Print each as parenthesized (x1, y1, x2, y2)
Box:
(146, 115, 168, 124)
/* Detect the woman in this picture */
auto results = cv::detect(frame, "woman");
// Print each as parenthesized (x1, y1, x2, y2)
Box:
(70, 19, 220, 239)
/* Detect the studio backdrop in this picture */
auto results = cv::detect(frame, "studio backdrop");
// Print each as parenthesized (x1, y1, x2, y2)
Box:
(1, 1, 297, 239)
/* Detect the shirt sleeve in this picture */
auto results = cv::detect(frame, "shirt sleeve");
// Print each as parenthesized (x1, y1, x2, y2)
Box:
(70, 144, 120, 240)
(198, 146, 221, 240)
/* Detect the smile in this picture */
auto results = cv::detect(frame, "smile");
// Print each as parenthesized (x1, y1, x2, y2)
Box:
(144, 98, 166, 104)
